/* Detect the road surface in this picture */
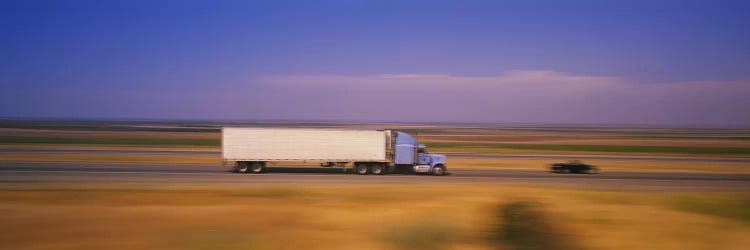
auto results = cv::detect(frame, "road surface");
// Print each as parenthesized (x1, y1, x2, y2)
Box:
(2, 162, 749, 191)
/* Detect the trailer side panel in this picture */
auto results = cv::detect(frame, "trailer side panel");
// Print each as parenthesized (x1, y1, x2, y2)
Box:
(222, 128, 387, 162)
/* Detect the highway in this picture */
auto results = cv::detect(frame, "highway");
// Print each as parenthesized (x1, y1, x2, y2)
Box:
(2, 162, 749, 191)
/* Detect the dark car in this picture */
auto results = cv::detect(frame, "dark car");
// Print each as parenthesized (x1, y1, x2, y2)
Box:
(550, 162, 598, 174)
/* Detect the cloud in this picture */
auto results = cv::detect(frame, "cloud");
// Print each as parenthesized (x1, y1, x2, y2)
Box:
(4, 70, 747, 125)
(258, 70, 621, 88)
(247, 70, 750, 125)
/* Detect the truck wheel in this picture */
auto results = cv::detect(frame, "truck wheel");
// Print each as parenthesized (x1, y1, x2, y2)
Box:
(234, 162, 249, 173)
(431, 165, 446, 176)
(355, 164, 369, 175)
(370, 163, 385, 175)
(249, 162, 265, 174)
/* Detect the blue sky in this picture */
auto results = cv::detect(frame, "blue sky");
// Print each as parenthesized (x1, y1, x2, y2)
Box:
(1, 0, 749, 125)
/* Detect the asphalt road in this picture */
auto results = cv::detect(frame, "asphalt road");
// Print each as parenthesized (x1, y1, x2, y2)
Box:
(2, 162, 749, 191)
(449, 153, 750, 162)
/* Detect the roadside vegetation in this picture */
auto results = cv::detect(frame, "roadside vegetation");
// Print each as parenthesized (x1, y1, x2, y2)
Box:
(383, 220, 456, 249)
(669, 194, 750, 223)
(2, 183, 749, 250)
(493, 201, 581, 250)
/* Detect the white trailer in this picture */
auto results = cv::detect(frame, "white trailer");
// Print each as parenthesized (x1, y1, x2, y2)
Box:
(223, 127, 390, 162)
(222, 127, 447, 175)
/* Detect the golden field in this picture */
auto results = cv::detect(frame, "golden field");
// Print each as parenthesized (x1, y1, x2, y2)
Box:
(1, 183, 749, 250)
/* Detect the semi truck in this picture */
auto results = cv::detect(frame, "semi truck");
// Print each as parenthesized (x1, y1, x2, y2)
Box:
(222, 127, 447, 175)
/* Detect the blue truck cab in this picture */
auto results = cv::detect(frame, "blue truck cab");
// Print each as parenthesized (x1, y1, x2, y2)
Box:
(392, 131, 448, 175)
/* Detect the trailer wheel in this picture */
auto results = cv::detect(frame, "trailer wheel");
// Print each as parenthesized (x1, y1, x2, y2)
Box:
(370, 163, 385, 175)
(431, 164, 446, 176)
(355, 163, 369, 175)
(234, 162, 249, 173)
(249, 162, 265, 174)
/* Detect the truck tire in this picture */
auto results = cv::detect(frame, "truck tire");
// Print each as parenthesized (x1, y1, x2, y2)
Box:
(370, 163, 385, 175)
(234, 162, 249, 173)
(355, 163, 369, 175)
(249, 162, 265, 174)
(431, 164, 446, 176)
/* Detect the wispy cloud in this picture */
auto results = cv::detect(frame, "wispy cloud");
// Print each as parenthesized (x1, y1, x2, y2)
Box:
(5, 70, 747, 125)
(258, 70, 621, 88)
(248, 71, 750, 125)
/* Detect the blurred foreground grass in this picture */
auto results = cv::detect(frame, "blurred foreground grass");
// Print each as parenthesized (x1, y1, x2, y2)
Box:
(494, 201, 581, 250)
(1, 183, 749, 250)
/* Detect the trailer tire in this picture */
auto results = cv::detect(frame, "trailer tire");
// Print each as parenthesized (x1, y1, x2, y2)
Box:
(355, 163, 369, 175)
(249, 162, 265, 174)
(234, 162, 249, 173)
(431, 164, 446, 176)
(370, 163, 385, 175)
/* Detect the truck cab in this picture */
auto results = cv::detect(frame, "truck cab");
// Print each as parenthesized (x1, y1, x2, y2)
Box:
(392, 131, 447, 175)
